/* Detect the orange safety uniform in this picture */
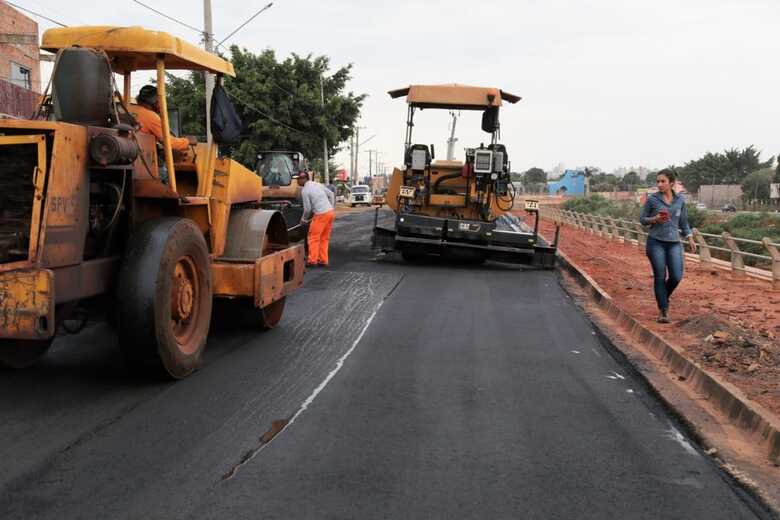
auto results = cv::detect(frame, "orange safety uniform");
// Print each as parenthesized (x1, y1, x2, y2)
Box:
(129, 104, 190, 151)
(307, 210, 335, 266)
(301, 180, 335, 266)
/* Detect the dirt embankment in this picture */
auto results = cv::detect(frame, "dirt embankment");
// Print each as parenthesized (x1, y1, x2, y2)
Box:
(539, 219, 780, 417)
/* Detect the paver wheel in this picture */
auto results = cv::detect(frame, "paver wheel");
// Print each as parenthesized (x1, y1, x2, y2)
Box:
(0, 339, 53, 369)
(118, 218, 212, 379)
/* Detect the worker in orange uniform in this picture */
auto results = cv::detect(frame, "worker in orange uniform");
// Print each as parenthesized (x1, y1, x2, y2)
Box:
(297, 171, 335, 267)
(129, 85, 195, 151)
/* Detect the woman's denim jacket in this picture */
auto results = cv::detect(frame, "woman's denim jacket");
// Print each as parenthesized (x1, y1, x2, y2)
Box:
(639, 191, 692, 243)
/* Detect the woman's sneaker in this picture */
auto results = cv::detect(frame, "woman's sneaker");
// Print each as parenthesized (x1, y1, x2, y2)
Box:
(657, 310, 671, 324)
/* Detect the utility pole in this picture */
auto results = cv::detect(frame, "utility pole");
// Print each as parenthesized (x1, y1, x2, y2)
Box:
(446, 112, 458, 160)
(353, 126, 360, 184)
(349, 133, 355, 185)
(365, 149, 381, 182)
(320, 73, 330, 185)
(203, 0, 215, 144)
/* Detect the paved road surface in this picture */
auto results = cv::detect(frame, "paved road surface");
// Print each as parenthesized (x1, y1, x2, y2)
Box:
(0, 209, 770, 519)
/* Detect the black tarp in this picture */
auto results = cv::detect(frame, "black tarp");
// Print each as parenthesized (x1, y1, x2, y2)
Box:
(210, 83, 242, 145)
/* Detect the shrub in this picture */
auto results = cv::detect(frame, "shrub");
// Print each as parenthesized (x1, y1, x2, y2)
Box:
(685, 203, 707, 229)
(695, 212, 780, 267)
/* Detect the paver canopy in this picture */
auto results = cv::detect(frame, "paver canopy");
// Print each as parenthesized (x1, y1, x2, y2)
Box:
(388, 84, 521, 110)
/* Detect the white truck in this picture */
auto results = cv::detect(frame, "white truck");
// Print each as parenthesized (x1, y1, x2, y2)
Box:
(349, 184, 372, 207)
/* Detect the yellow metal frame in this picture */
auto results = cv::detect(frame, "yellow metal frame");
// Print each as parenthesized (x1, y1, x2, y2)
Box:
(211, 245, 305, 304)
(388, 84, 521, 110)
(156, 56, 177, 193)
(0, 134, 48, 270)
(41, 26, 235, 76)
(0, 269, 55, 340)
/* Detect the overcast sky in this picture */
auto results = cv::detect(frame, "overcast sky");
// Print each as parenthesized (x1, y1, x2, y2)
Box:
(21, 0, 780, 175)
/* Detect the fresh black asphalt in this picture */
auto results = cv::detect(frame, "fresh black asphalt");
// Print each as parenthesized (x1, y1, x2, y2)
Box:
(0, 209, 770, 519)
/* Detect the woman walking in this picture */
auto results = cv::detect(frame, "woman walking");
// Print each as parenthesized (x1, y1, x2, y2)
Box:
(639, 169, 697, 323)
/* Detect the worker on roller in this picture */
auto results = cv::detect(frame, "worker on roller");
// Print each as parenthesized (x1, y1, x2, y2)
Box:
(130, 85, 195, 151)
(297, 171, 335, 267)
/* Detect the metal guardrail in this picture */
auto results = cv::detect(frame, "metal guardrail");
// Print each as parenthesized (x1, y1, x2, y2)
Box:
(541, 207, 780, 290)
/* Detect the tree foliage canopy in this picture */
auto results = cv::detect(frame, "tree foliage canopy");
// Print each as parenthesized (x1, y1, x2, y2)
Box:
(166, 46, 366, 170)
(741, 168, 775, 200)
(620, 171, 640, 190)
(675, 146, 773, 193)
(523, 167, 546, 184)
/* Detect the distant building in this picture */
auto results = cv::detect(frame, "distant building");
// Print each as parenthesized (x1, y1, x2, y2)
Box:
(698, 185, 742, 208)
(0, 2, 41, 118)
(548, 169, 586, 195)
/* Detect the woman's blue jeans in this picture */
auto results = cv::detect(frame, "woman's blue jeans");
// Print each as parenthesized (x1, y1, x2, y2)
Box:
(645, 237, 683, 312)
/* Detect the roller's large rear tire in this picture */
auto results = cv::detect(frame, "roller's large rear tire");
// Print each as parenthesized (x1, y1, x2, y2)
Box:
(0, 339, 53, 369)
(118, 218, 212, 379)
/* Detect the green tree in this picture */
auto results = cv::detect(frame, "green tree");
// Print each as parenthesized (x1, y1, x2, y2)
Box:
(523, 167, 546, 184)
(775, 155, 780, 182)
(677, 146, 773, 193)
(741, 168, 775, 201)
(619, 171, 640, 191)
(590, 172, 619, 192)
(166, 72, 206, 136)
(522, 167, 547, 193)
(166, 46, 366, 169)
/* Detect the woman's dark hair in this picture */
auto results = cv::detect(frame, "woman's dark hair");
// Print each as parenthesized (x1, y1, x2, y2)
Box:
(656, 168, 677, 183)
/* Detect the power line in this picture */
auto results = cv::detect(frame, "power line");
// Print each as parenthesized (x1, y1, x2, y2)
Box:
(131, 0, 203, 35)
(216, 2, 273, 47)
(127, 0, 312, 136)
(226, 89, 316, 138)
(130, 1, 294, 100)
(5, 1, 67, 27)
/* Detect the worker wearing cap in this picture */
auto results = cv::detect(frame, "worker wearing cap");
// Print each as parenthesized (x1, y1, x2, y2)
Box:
(129, 85, 194, 151)
(298, 172, 335, 267)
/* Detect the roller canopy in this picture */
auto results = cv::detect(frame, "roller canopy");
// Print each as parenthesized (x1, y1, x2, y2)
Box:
(388, 84, 521, 110)
(42, 26, 235, 76)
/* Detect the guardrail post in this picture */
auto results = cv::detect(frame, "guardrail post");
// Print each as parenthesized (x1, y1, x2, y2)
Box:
(598, 216, 609, 237)
(634, 223, 646, 247)
(600, 216, 611, 239)
(722, 232, 746, 278)
(762, 238, 780, 290)
(610, 219, 622, 242)
(572, 211, 583, 230)
(692, 229, 711, 264)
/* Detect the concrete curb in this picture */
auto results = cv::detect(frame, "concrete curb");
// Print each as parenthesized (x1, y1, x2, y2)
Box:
(555, 249, 780, 464)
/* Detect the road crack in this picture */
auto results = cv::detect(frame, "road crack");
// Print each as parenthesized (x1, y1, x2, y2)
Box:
(221, 417, 291, 481)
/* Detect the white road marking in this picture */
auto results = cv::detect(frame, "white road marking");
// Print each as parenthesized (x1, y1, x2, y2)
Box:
(664, 425, 700, 457)
(287, 306, 381, 429)
(222, 300, 385, 480)
(570, 350, 581, 354)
